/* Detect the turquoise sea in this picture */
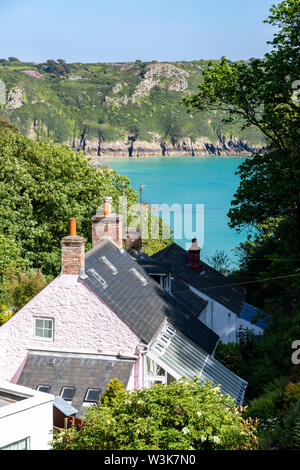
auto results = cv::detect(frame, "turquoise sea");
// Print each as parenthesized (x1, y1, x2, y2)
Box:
(101, 156, 251, 267)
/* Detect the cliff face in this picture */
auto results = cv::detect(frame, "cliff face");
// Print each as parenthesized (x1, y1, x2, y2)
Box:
(69, 134, 262, 159)
(2, 60, 266, 152)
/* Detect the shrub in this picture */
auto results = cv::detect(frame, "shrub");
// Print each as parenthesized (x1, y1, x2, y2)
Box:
(100, 378, 127, 407)
(246, 385, 284, 421)
(53, 378, 259, 450)
(279, 401, 300, 450)
(283, 382, 300, 408)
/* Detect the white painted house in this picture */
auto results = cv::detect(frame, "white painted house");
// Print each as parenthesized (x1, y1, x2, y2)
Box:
(0, 380, 54, 450)
(149, 239, 265, 343)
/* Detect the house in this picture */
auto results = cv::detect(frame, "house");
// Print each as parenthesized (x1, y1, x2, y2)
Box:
(148, 240, 265, 343)
(69, 75, 82, 80)
(0, 380, 54, 450)
(0, 198, 251, 414)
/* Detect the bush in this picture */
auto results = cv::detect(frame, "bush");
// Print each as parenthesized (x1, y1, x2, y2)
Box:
(279, 401, 300, 450)
(283, 382, 300, 408)
(100, 378, 127, 407)
(53, 378, 259, 450)
(246, 383, 284, 421)
(214, 342, 243, 376)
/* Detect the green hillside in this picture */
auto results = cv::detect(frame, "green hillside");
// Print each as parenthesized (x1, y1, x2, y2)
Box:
(0, 58, 265, 154)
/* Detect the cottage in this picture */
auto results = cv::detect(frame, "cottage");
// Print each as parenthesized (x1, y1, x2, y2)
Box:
(149, 241, 265, 343)
(0, 198, 256, 414)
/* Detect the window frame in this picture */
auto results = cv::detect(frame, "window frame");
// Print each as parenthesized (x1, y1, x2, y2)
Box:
(33, 317, 54, 341)
(36, 384, 51, 393)
(83, 388, 101, 403)
(0, 437, 30, 450)
(60, 386, 76, 402)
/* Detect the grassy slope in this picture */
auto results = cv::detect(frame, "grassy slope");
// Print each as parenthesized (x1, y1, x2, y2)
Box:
(0, 60, 265, 147)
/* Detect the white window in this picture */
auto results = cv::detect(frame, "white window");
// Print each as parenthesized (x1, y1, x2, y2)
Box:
(152, 324, 176, 355)
(33, 318, 53, 340)
(0, 437, 30, 450)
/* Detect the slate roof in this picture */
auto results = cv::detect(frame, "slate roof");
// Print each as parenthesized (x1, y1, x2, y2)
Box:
(17, 351, 134, 413)
(171, 277, 207, 318)
(151, 243, 246, 315)
(131, 250, 171, 275)
(53, 396, 78, 416)
(82, 240, 219, 355)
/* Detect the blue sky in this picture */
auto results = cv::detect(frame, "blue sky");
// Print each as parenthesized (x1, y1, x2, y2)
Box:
(0, 0, 277, 63)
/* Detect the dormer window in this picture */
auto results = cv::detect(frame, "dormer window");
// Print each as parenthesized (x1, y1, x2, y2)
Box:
(33, 318, 53, 340)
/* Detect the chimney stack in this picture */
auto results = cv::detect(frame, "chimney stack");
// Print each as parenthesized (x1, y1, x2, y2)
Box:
(60, 218, 86, 275)
(188, 238, 203, 272)
(125, 227, 142, 253)
(91, 197, 123, 249)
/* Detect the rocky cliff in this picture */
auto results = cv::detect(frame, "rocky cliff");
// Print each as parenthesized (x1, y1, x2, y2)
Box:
(69, 134, 262, 160)
(1, 59, 266, 154)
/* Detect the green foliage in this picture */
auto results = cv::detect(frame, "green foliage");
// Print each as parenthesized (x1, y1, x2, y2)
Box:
(246, 384, 284, 421)
(0, 114, 18, 133)
(214, 342, 243, 377)
(1, 59, 265, 148)
(206, 249, 231, 275)
(101, 378, 127, 407)
(279, 400, 300, 449)
(0, 129, 137, 276)
(0, 304, 14, 325)
(183, 0, 300, 234)
(283, 382, 300, 408)
(52, 378, 259, 450)
(0, 233, 24, 302)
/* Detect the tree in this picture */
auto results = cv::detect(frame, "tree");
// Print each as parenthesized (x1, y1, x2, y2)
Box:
(0, 233, 24, 302)
(0, 129, 137, 276)
(2, 268, 48, 312)
(0, 114, 18, 133)
(52, 378, 259, 450)
(183, 0, 300, 232)
(101, 378, 127, 407)
(206, 249, 231, 275)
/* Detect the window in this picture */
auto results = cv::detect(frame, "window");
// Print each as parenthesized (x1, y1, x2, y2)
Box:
(99, 256, 118, 275)
(84, 388, 101, 403)
(0, 437, 29, 450)
(152, 324, 176, 355)
(88, 268, 108, 289)
(37, 384, 51, 393)
(60, 386, 76, 402)
(34, 318, 53, 340)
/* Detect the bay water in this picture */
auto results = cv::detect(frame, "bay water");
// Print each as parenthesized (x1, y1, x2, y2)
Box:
(101, 156, 250, 268)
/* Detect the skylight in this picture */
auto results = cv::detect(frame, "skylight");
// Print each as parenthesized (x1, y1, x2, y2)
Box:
(84, 388, 101, 403)
(99, 256, 118, 275)
(37, 384, 51, 393)
(60, 386, 76, 402)
(129, 267, 148, 286)
(88, 268, 108, 289)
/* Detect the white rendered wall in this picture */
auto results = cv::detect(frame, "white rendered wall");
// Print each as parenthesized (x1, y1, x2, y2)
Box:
(0, 274, 140, 382)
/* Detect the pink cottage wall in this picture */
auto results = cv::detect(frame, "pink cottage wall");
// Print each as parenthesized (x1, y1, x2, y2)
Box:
(0, 274, 140, 382)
